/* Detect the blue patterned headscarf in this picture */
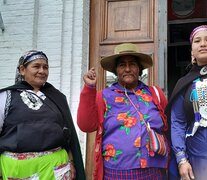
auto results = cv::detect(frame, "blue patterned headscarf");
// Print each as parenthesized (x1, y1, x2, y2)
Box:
(15, 50, 48, 84)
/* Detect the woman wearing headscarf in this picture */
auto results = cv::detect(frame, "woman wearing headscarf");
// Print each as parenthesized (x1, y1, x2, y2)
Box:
(0, 50, 85, 179)
(77, 43, 169, 179)
(166, 25, 207, 180)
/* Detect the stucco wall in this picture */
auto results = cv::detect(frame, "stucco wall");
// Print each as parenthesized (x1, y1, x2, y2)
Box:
(0, 0, 89, 163)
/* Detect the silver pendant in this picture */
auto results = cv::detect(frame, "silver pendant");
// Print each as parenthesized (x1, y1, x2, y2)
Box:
(199, 106, 207, 119)
(200, 66, 207, 75)
(20, 91, 43, 110)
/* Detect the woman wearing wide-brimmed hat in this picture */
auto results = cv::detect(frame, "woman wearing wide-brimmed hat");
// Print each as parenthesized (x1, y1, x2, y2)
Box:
(78, 43, 169, 179)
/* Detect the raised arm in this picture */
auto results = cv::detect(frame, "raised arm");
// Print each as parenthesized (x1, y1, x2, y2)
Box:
(77, 67, 99, 132)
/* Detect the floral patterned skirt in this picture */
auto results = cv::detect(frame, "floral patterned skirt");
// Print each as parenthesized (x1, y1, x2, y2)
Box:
(0, 148, 71, 180)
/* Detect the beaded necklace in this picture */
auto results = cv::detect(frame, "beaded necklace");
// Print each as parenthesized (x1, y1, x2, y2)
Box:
(188, 78, 207, 136)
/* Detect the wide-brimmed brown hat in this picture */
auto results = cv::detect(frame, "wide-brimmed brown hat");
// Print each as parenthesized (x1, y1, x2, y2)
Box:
(100, 43, 153, 73)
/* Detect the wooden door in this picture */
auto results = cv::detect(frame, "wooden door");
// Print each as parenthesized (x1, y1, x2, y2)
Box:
(86, 0, 162, 179)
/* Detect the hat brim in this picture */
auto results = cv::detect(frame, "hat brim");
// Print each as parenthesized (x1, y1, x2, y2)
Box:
(100, 52, 153, 73)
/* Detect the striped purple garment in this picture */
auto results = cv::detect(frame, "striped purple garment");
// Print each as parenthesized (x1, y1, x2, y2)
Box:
(104, 167, 167, 180)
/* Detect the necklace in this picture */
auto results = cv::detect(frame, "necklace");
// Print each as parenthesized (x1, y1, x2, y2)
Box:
(20, 91, 45, 110)
(188, 78, 207, 137)
(196, 80, 207, 125)
(200, 65, 207, 75)
(124, 88, 149, 130)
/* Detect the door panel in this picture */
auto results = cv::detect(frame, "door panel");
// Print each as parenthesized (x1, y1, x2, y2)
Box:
(100, 0, 154, 44)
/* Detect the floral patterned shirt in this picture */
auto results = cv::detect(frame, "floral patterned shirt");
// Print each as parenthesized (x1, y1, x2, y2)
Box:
(102, 82, 168, 170)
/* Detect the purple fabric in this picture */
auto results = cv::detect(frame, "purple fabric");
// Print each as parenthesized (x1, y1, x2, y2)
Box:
(102, 82, 168, 170)
(189, 156, 207, 180)
(171, 95, 188, 163)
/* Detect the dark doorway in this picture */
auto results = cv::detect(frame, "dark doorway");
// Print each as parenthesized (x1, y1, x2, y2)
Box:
(167, 0, 207, 97)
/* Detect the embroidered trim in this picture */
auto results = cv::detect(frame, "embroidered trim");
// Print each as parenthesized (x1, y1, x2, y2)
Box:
(3, 147, 61, 160)
(175, 151, 185, 157)
(4, 90, 11, 119)
(8, 173, 39, 180)
(20, 91, 45, 110)
(188, 78, 207, 137)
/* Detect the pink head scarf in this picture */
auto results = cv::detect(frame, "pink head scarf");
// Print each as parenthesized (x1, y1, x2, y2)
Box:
(190, 25, 207, 43)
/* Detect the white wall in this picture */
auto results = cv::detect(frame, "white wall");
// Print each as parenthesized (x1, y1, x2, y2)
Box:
(0, 0, 89, 163)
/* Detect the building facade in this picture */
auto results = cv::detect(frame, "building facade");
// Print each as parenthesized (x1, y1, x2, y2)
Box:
(0, 0, 90, 162)
(1, 0, 207, 179)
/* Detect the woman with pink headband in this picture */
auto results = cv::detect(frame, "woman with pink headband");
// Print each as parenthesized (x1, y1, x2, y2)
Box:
(166, 25, 207, 180)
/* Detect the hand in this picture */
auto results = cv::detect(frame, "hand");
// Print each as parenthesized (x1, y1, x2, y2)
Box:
(179, 161, 195, 180)
(83, 67, 97, 86)
(70, 162, 76, 180)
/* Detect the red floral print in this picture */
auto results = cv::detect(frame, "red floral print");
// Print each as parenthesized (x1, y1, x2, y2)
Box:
(117, 112, 137, 134)
(124, 117, 137, 128)
(134, 137, 141, 148)
(117, 112, 128, 120)
(140, 158, 147, 168)
(115, 97, 125, 103)
(135, 89, 153, 106)
(104, 98, 111, 118)
(105, 144, 116, 161)
(103, 144, 122, 161)
(141, 94, 152, 102)
(135, 89, 143, 96)
(114, 89, 125, 94)
(17, 154, 27, 160)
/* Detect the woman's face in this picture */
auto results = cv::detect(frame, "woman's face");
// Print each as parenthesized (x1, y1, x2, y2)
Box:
(191, 30, 207, 66)
(20, 58, 49, 91)
(116, 55, 140, 89)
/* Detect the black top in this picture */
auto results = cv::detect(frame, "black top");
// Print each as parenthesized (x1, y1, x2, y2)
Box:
(166, 65, 206, 114)
(0, 81, 86, 180)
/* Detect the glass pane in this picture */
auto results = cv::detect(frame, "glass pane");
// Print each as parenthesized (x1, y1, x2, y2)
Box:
(106, 71, 117, 87)
(140, 69, 149, 85)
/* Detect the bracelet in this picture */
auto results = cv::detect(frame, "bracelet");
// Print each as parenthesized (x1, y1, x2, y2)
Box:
(178, 158, 188, 168)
